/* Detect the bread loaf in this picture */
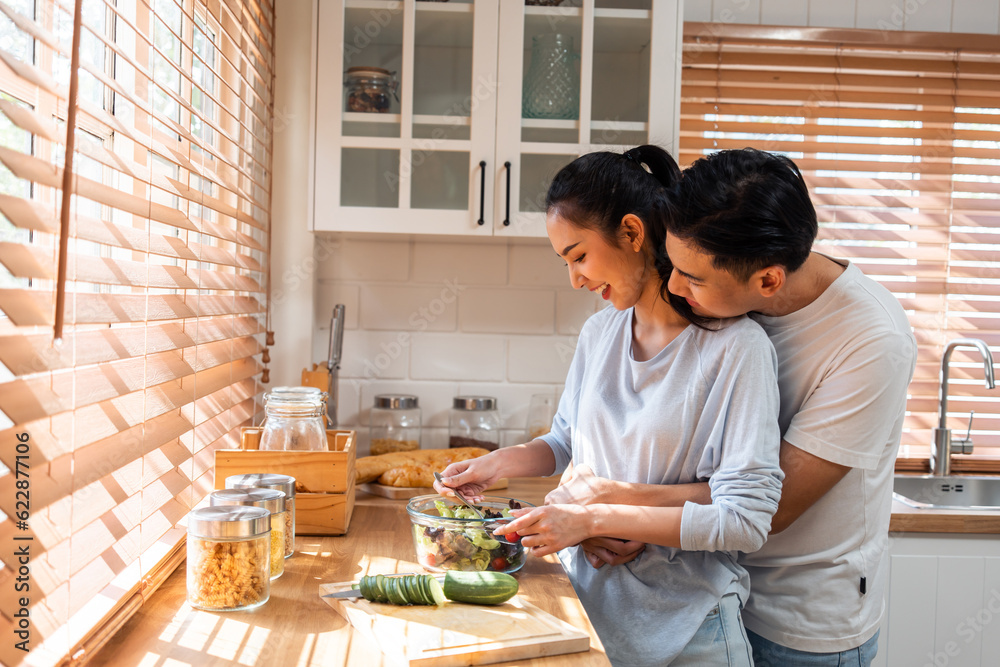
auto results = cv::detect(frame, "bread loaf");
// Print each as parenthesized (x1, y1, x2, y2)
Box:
(356, 447, 490, 485)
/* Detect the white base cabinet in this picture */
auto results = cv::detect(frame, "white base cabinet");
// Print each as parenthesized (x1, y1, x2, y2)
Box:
(876, 534, 1000, 667)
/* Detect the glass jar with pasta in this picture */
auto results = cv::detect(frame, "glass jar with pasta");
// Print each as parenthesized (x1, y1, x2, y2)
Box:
(209, 488, 287, 580)
(226, 473, 297, 558)
(186, 506, 270, 611)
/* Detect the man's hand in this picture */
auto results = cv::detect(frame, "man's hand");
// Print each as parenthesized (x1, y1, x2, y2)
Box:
(580, 537, 645, 569)
(545, 464, 613, 506)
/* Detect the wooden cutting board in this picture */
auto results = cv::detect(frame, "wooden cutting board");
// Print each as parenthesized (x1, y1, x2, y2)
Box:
(359, 478, 508, 500)
(319, 581, 590, 666)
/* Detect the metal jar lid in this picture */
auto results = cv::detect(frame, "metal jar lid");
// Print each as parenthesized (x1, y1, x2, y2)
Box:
(344, 66, 393, 81)
(452, 396, 497, 411)
(209, 487, 286, 514)
(226, 473, 296, 499)
(374, 394, 419, 410)
(187, 505, 270, 539)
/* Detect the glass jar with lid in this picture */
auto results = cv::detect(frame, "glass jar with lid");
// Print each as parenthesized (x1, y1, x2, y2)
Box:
(449, 396, 501, 451)
(210, 488, 287, 580)
(260, 386, 328, 452)
(186, 505, 270, 611)
(226, 473, 297, 559)
(344, 66, 398, 113)
(370, 394, 421, 456)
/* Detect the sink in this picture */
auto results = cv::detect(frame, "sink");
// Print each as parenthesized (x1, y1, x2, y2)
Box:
(893, 475, 1000, 510)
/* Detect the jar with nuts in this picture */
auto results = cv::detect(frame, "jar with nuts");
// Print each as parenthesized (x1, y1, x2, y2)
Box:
(186, 506, 270, 611)
(209, 488, 287, 580)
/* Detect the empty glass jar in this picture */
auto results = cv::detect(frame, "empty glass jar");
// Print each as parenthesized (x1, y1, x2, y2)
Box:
(186, 506, 270, 611)
(210, 488, 287, 580)
(260, 386, 328, 452)
(370, 394, 421, 456)
(449, 396, 501, 451)
(522, 33, 579, 120)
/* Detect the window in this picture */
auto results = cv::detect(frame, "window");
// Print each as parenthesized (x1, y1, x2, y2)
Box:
(0, 0, 273, 663)
(680, 24, 1000, 472)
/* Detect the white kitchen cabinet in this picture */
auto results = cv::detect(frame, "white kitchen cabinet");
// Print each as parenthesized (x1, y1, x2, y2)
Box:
(875, 534, 1000, 667)
(309, 0, 682, 237)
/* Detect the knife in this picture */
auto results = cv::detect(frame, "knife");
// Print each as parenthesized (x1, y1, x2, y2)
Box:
(326, 304, 345, 427)
(322, 572, 426, 599)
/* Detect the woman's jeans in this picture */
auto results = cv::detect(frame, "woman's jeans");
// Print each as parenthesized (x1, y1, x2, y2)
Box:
(671, 593, 754, 667)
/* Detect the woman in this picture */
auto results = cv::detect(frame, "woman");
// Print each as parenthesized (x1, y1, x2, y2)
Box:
(434, 146, 782, 667)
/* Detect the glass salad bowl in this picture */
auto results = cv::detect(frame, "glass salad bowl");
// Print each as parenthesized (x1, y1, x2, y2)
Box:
(406, 495, 533, 574)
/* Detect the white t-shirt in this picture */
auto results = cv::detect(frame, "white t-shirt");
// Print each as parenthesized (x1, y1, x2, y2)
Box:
(540, 307, 783, 666)
(741, 258, 917, 653)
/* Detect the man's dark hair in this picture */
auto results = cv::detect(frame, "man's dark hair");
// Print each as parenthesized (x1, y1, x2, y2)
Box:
(546, 145, 709, 326)
(672, 148, 818, 282)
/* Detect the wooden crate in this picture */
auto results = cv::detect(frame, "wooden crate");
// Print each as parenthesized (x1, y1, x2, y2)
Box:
(213, 428, 356, 535)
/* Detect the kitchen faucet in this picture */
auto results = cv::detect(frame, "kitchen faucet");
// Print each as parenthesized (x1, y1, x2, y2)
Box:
(931, 338, 996, 476)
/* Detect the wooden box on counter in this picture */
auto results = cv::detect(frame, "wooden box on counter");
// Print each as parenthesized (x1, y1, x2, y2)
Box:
(213, 429, 356, 535)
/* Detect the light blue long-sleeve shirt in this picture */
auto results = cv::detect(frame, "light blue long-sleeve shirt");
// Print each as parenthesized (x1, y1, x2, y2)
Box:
(539, 306, 783, 666)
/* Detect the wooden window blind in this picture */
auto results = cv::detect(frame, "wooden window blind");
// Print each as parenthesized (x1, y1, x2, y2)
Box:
(680, 24, 1000, 473)
(0, 0, 273, 663)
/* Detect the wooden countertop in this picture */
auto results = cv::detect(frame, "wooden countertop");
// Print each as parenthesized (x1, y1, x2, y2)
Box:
(889, 499, 1000, 534)
(90, 474, 998, 666)
(90, 478, 611, 667)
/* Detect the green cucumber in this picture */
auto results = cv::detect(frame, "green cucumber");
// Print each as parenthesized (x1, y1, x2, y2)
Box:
(442, 571, 519, 605)
(355, 572, 515, 606)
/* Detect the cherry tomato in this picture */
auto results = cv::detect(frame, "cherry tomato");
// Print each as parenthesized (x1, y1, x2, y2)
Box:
(505, 531, 521, 542)
(491, 556, 508, 571)
(421, 553, 438, 568)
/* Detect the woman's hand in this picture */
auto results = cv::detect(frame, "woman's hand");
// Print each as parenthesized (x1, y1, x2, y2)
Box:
(494, 504, 594, 558)
(580, 537, 646, 569)
(432, 453, 503, 502)
(545, 464, 613, 506)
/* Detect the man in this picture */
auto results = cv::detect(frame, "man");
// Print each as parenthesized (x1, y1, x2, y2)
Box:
(551, 148, 917, 666)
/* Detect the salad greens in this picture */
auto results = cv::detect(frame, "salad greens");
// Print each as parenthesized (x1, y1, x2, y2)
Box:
(413, 499, 526, 573)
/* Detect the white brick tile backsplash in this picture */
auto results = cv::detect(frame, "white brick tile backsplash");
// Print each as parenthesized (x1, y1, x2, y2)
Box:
(808, 0, 857, 27)
(903, 0, 953, 31)
(508, 336, 578, 383)
(855, 0, 900, 30)
(412, 242, 508, 286)
(459, 288, 555, 334)
(509, 243, 570, 288)
(337, 330, 410, 381)
(317, 238, 410, 282)
(333, 377, 362, 427)
(717, 0, 761, 24)
(556, 290, 603, 335)
(316, 283, 360, 329)
(359, 380, 459, 429)
(684, 0, 711, 22)
(410, 333, 506, 382)
(761, 0, 808, 25)
(952, 0, 1000, 33)
(360, 285, 458, 331)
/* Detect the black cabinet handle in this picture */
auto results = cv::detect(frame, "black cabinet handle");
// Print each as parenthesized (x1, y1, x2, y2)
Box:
(477, 160, 487, 226)
(503, 161, 511, 226)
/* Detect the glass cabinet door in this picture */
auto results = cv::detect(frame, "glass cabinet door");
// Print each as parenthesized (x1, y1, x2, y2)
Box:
(314, 0, 499, 234)
(493, 0, 679, 237)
